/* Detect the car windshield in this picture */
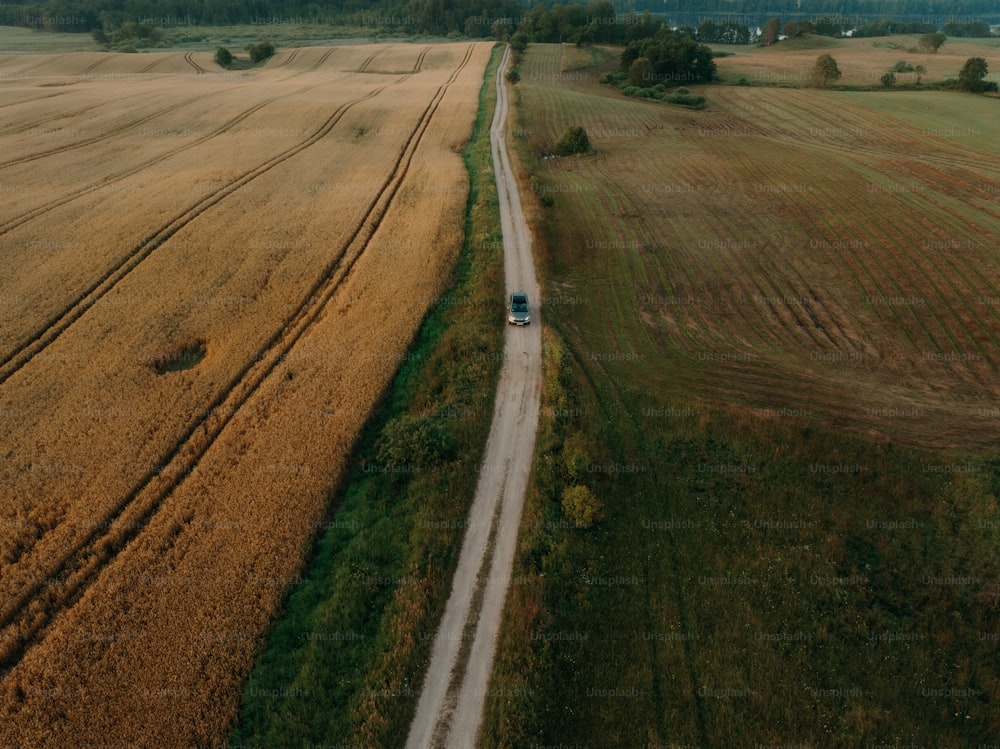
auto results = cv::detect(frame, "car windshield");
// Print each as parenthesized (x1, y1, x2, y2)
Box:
(512, 295, 528, 311)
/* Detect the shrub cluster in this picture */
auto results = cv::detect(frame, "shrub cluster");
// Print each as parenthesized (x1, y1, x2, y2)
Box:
(247, 41, 275, 63)
(601, 72, 706, 108)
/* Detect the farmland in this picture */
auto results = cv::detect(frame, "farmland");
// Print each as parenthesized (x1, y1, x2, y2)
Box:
(482, 42, 1000, 746)
(711, 33, 1000, 87)
(0, 41, 491, 746)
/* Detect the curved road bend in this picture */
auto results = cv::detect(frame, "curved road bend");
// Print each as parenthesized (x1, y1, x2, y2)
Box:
(405, 43, 542, 749)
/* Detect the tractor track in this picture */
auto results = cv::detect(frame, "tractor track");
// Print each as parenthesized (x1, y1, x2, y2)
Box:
(0, 44, 476, 676)
(0, 94, 212, 170)
(80, 57, 110, 75)
(0, 99, 107, 136)
(412, 46, 430, 73)
(356, 49, 382, 73)
(0, 85, 318, 241)
(274, 47, 301, 68)
(137, 56, 166, 74)
(0, 81, 369, 382)
(183, 51, 206, 74)
(308, 47, 337, 72)
(0, 91, 70, 112)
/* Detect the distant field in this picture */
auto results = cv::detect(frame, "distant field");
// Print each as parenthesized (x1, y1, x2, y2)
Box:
(713, 34, 1000, 87)
(0, 41, 491, 746)
(481, 41, 1000, 748)
(0, 26, 96, 52)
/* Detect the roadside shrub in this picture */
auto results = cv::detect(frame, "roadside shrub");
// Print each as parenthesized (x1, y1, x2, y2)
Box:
(880, 72, 896, 87)
(376, 414, 453, 470)
(561, 485, 603, 528)
(506, 66, 520, 84)
(562, 432, 595, 482)
(555, 125, 591, 156)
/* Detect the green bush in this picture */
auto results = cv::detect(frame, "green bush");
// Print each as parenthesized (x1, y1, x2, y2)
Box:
(247, 41, 276, 63)
(555, 125, 591, 156)
(376, 414, 453, 471)
(214, 47, 233, 67)
(561, 485, 603, 528)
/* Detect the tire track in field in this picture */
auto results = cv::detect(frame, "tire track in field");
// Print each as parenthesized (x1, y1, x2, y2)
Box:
(80, 56, 110, 75)
(0, 92, 70, 112)
(137, 56, 166, 73)
(273, 47, 301, 68)
(0, 44, 477, 676)
(0, 82, 367, 381)
(0, 99, 106, 136)
(0, 94, 210, 170)
(356, 49, 383, 73)
(0, 85, 318, 239)
(309, 47, 337, 71)
(184, 51, 206, 74)
(412, 46, 430, 73)
(12, 56, 64, 74)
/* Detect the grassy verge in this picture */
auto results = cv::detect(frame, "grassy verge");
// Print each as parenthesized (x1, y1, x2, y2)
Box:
(481, 42, 1000, 748)
(229, 43, 504, 748)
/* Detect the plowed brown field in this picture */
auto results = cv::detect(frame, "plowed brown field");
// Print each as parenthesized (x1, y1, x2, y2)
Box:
(0, 41, 491, 746)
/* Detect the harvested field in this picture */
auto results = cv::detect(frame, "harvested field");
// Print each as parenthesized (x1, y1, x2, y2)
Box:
(0, 41, 492, 745)
(712, 34, 1000, 87)
(519, 42, 1000, 449)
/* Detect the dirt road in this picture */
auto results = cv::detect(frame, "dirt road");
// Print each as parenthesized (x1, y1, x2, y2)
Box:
(405, 44, 542, 749)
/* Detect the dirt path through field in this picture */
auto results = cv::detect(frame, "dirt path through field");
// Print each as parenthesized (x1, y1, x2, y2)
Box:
(406, 44, 542, 749)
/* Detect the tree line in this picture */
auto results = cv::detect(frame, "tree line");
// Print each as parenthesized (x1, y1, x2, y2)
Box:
(1, 0, 996, 37)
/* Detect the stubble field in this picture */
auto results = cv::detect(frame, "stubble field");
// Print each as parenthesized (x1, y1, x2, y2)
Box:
(0, 40, 491, 746)
(519, 40, 1000, 449)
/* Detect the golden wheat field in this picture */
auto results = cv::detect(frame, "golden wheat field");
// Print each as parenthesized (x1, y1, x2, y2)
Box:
(0, 41, 491, 745)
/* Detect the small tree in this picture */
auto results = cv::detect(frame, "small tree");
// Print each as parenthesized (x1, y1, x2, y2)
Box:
(505, 65, 520, 84)
(247, 41, 276, 63)
(555, 125, 590, 156)
(914, 64, 926, 85)
(880, 71, 896, 87)
(761, 17, 781, 46)
(783, 20, 799, 38)
(812, 54, 842, 88)
(629, 56, 652, 87)
(918, 32, 946, 53)
(214, 47, 233, 68)
(958, 57, 997, 92)
(510, 31, 528, 53)
(561, 485, 603, 528)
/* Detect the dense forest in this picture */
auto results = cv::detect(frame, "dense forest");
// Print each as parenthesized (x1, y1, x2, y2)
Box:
(0, 0, 996, 37)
